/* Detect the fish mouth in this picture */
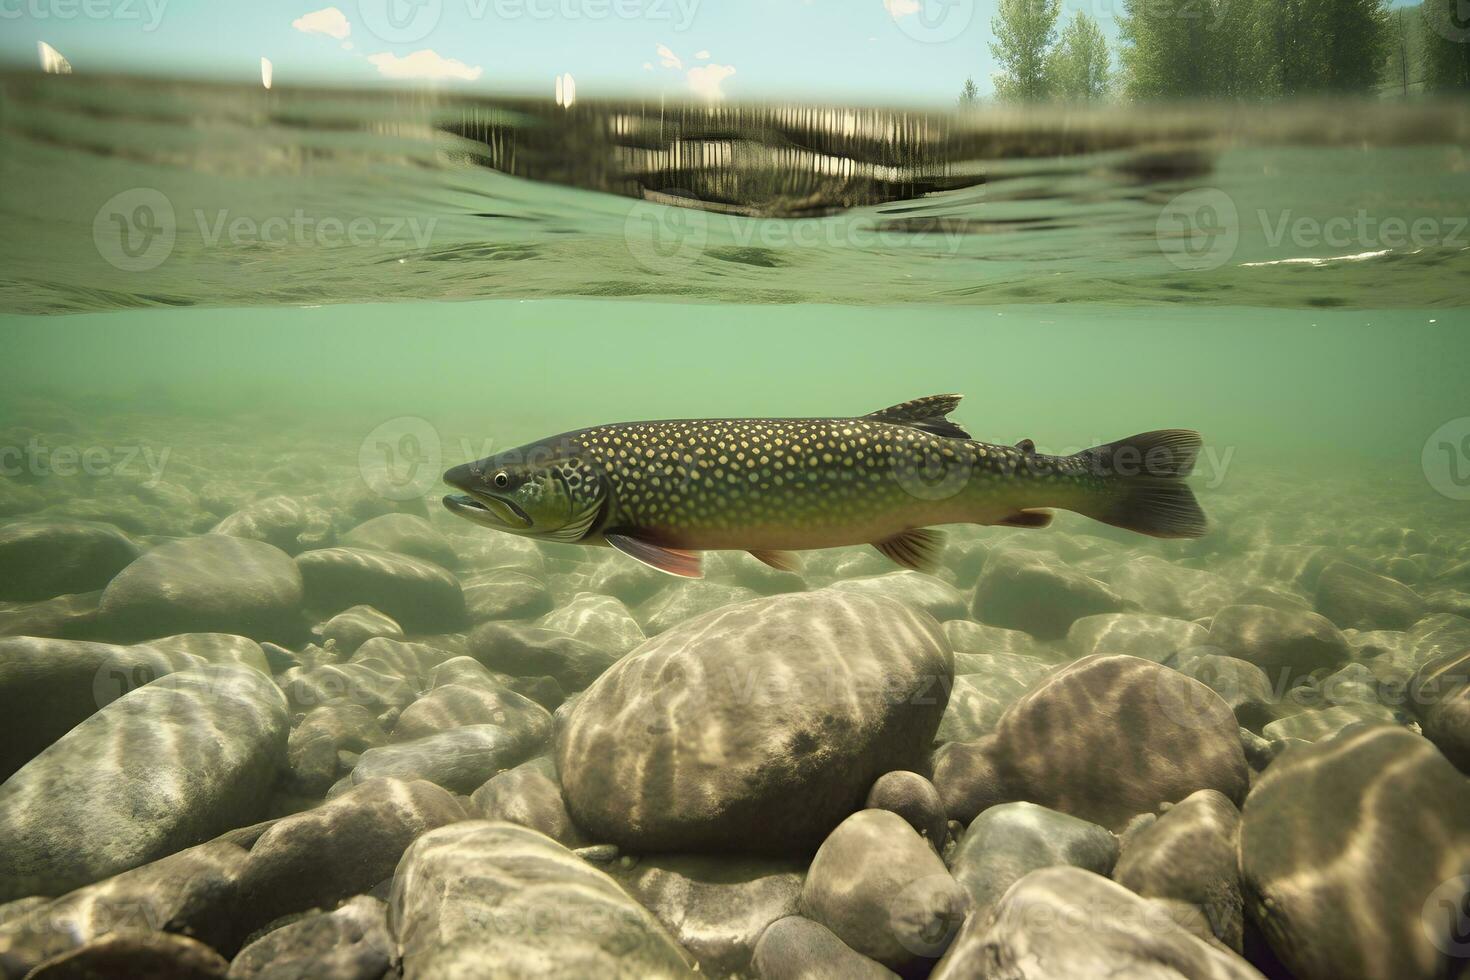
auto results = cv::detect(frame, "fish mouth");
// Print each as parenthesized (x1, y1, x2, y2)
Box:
(442, 492, 533, 530)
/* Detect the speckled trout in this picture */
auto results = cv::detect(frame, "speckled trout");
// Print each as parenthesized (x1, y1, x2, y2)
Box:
(442, 394, 1205, 577)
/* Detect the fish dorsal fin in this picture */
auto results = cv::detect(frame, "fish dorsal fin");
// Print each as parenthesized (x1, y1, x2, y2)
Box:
(863, 394, 970, 440)
(605, 531, 704, 578)
(873, 528, 946, 573)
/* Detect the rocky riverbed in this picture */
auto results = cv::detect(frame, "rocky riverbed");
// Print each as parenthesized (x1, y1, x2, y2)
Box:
(1, 409, 1469, 979)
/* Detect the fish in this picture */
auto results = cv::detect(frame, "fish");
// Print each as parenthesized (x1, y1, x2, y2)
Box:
(441, 394, 1206, 578)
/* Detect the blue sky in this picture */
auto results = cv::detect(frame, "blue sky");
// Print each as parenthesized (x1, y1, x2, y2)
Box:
(1, 0, 1418, 105)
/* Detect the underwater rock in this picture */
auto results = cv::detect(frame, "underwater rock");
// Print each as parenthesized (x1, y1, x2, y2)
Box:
(0, 636, 188, 781)
(557, 591, 952, 855)
(1260, 703, 1395, 742)
(614, 855, 805, 977)
(1169, 653, 1277, 730)
(0, 519, 140, 601)
(0, 589, 104, 640)
(1206, 604, 1350, 691)
(1112, 789, 1243, 951)
(228, 895, 391, 980)
(314, 605, 404, 655)
(586, 554, 670, 606)
(704, 550, 807, 596)
(345, 723, 547, 794)
(930, 867, 1262, 980)
(537, 591, 646, 655)
(942, 618, 1059, 660)
(470, 756, 585, 848)
(864, 771, 948, 849)
(461, 570, 555, 623)
(341, 513, 458, 569)
(0, 839, 247, 977)
(286, 704, 389, 796)
(454, 530, 546, 578)
(295, 547, 465, 633)
(751, 916, 898, 980)
(24, 931, 230, 979)
(971, 550, 1131, 640)
(0, 665, 287, 902)
(830, 571, 968, 623)
(1107, 555, 1240, 621)
(347, 636, 451, 687)
(1315, 561, 1426, 631)
(140, 632, 271, 674)
(278, 662, 417, 726)
(212, 495, 335, 556)
(236, 778, 464, 938)
(1067, 611, 1208, 663)
(99, 535, 305, 642)
(638, 580, 760, 635)
(466, 621, 620, 692)
(799, 809, 968, 971)
(391, 679, 552, 743)
(1239, 725, 1470, 980)
(932, 655, 1248, 830)
(1406, 649, 1470, 773)
(936, 655, 1051, 743)
(388, 821, 696, 978)
(947, 802, 1118, 917)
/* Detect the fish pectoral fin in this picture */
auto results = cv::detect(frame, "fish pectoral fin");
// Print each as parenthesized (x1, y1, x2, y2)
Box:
(873, 528, 945, 573)
(605, 532, 704, 578)
(863, 394, 971, 440)
(996, 508, 1054, 529)
(749, 550, 802, 572)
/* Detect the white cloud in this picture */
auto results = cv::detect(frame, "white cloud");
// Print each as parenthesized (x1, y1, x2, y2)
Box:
(367, 49, 483, 81)
(292, 6, 350, 40)
(884, 0, 920, 18)
(687, 62, 735, 99)
(656, 43, 683, 69)
(695, 49, 710, 59)
(642, 61, 654, 71)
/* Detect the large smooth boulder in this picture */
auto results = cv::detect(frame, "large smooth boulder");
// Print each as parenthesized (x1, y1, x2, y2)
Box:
(467, 621, 619, 692)
(538, 592, 646, 655)
(295, 547, 464, 633)
(1407, 649, 1470, 772)
(932, 655, 1248, 830)
(751, 917, 897, 980)
(470, 756, 585, 848)
(388, 821, 695, 978)
(314, 605, 404, 655)
(931, 867, 1262, 979)
(971, 550, 1130, 640)
(346, 724, 547, 794)
(1207, 604, 1350, 689)
(1067, 612, 1207, 663)
(98, 536, 304, 642)
(462, 570, 555, 623)
(0, 519, 139, 601)
(1315, 561, 1426, 631)
(212, 495, 334, 556)
(228, 895, 392, 980)
(342, 514, 457, 568)
(557, 591, 952, 855)
(0, 666, 287, 901)
(637, 580, 758, 636)
(799, 810, 969, 971)
(948, 802, 1117, 916)
(1239, 725, 1470, 980)
(1113, 789, 1243, 951)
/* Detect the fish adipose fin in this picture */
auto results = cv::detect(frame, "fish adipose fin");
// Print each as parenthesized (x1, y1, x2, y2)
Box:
(873, 528, 945, 573)
(864, 394, 971, 440)
(606, 532, 704, 578)
(1073, 429, 1207, 539)
(749, 550, 802, 572)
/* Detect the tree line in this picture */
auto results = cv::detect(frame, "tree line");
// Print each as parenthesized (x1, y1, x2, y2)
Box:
(963, 0, 1470, 104)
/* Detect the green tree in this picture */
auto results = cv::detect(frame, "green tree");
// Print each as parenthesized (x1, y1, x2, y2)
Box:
(1422, 0, 1470, 90)
(1255, 0, 1388, 95)
(990, 0, 1061, 101)
(1119, 0, 1235, 98)
(958, 76, 981, 107)
(1047, 12, 1112, 100)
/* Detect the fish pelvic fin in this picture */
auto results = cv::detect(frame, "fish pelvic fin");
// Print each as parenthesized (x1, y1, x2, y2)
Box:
(749, 550, 802, 572)
(873, 528, 945, 573)
(605, 532, 704, 578)
(864, 394, 971, 440)
(1070, 429, 1207, 539)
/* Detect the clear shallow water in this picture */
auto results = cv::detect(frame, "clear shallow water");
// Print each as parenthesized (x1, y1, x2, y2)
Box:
(2, 69, 1470, 980)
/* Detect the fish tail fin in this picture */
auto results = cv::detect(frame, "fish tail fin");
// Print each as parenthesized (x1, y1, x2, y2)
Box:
(1069, 429, 1207, 539)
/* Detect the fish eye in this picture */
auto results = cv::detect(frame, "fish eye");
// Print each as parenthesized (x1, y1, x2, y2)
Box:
(493, 471, 509, 488)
